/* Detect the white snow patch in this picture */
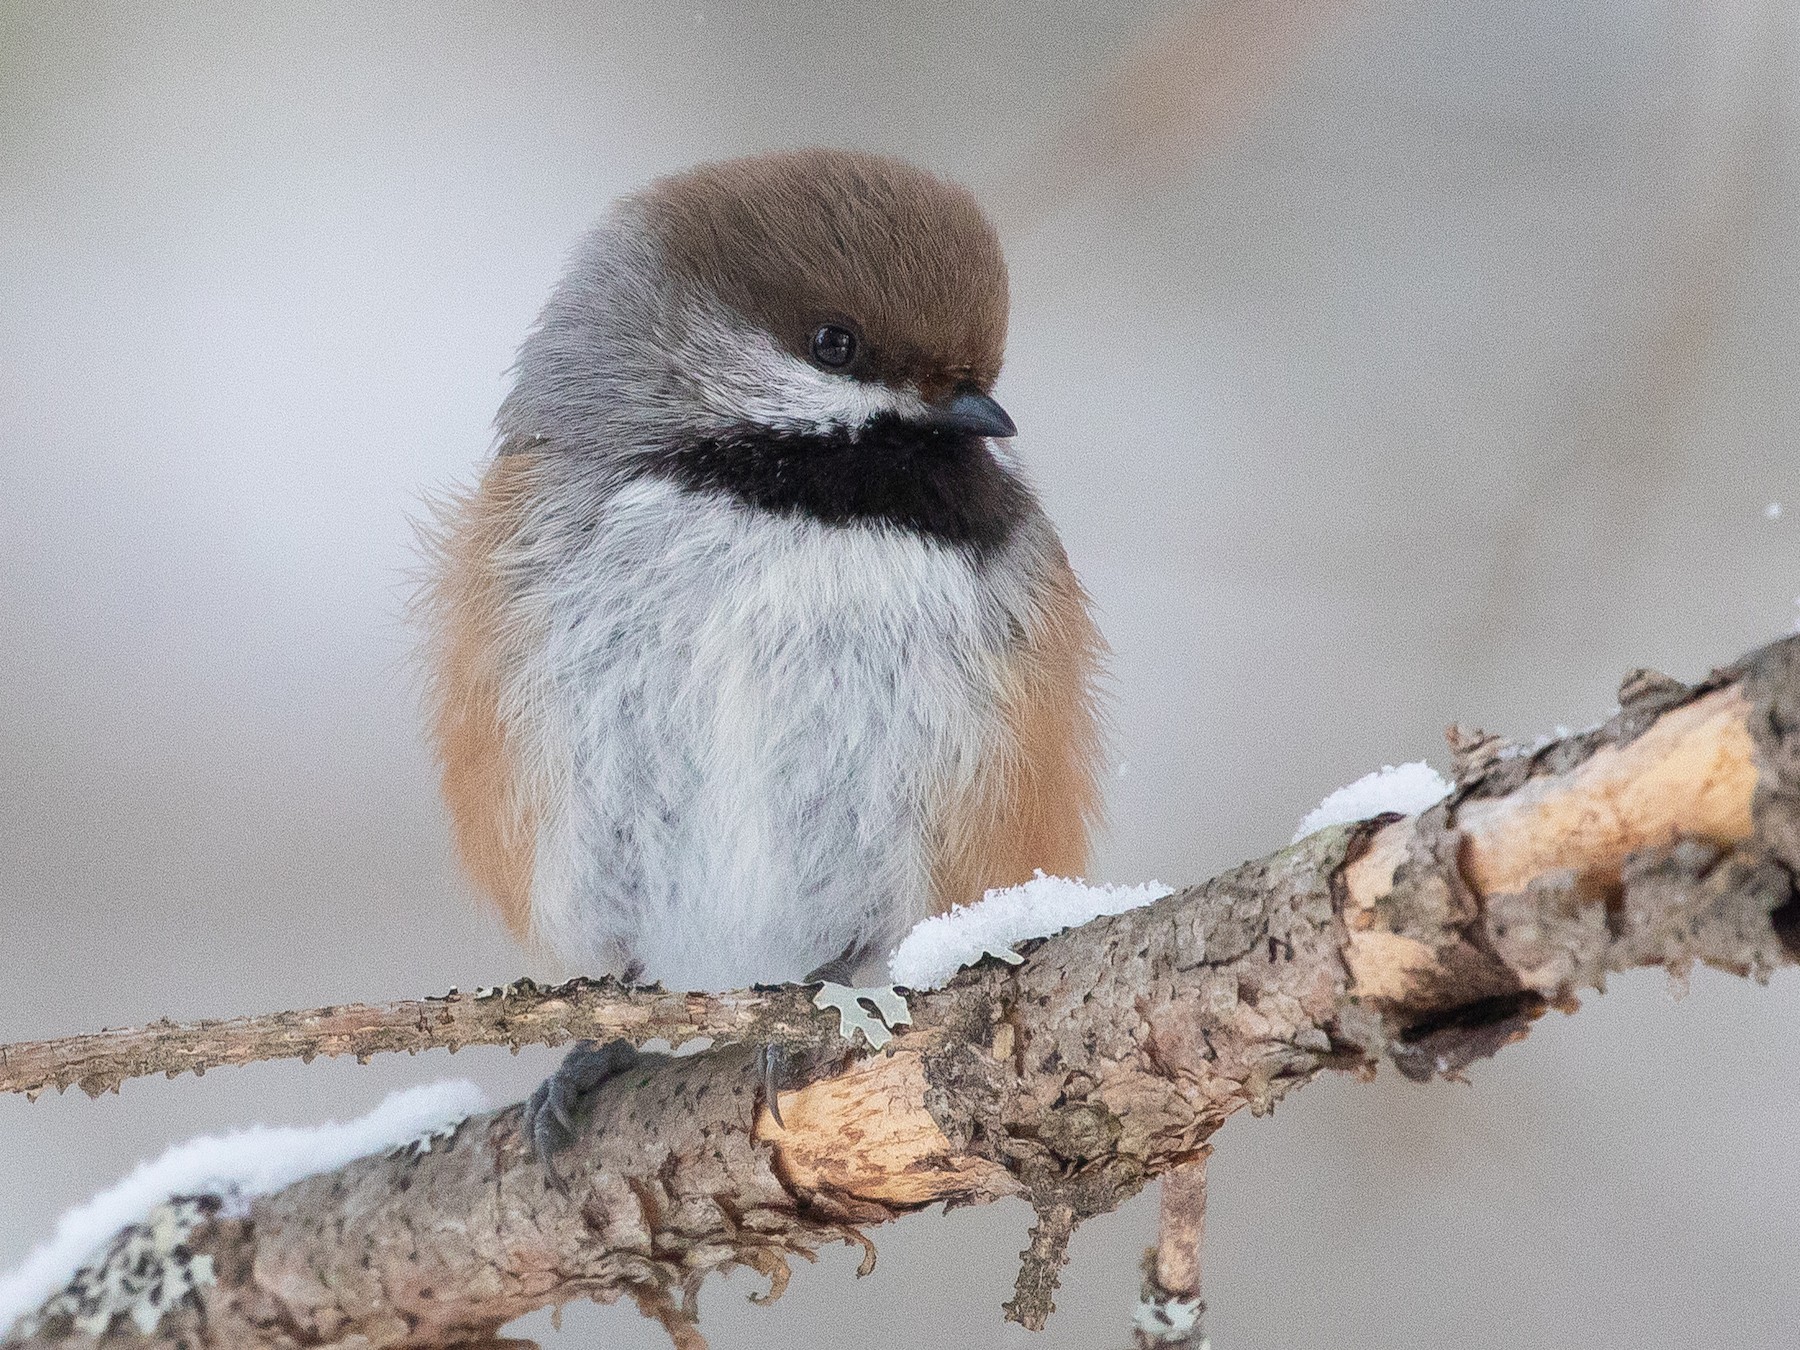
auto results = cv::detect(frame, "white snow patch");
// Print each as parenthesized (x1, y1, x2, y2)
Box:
(1293, 761, 1451, 842)
(889, 872, 1174, 991)
(0, 1079, 487, 1335)
(1766, 501, 1783, 520)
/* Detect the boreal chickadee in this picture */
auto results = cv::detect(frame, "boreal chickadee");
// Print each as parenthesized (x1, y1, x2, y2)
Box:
(423, 148, 1105, 1169)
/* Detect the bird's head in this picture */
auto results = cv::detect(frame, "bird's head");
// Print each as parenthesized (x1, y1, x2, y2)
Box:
(499, 148, 1015, 456)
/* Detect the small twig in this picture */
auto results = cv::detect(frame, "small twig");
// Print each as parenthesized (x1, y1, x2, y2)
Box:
(1005, 1199, 1079, 1331)
(1155, 1154, 1208, 1297)
(1137, 1154, 1209, 1348)
(0, 978, 829, 1101)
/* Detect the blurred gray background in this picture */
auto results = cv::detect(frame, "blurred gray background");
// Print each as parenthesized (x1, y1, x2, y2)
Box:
(4, 1, 1799, 1346)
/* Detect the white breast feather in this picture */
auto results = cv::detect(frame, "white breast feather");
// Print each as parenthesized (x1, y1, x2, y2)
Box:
(501, 477, 1034, 991)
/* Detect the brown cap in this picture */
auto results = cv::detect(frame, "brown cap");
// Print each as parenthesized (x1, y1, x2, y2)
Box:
(638, 148, 1009, 402)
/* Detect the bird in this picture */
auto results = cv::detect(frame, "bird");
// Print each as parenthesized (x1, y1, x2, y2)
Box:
(420, 147, 1106, 1173)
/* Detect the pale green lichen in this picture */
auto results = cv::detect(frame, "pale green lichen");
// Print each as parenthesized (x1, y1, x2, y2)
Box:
(1133, 1290, 1206, 1344)
(812, 983, 912, 1049)
(17, 1198, 216, 1339)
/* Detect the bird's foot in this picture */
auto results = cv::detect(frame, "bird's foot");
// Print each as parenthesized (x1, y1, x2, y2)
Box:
(812, 982, 913, 1050)
(523, 1038, 664, 1195)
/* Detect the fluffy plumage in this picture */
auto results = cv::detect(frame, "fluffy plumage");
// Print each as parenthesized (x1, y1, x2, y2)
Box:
(422, 149, 1105, 991)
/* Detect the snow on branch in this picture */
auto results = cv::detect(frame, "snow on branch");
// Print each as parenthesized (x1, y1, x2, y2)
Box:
(0, 1083, 488, 1335)
(6, 636, 1800, 1350)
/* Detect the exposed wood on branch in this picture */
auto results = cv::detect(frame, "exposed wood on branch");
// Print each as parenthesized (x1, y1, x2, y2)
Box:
(8, 636, 1800, 1350)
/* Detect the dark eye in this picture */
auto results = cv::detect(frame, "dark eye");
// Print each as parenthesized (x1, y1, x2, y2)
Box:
(810, 324, 857, 368)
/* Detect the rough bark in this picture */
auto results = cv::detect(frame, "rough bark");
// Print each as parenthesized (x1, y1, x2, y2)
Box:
(8, 636, 1800, 1350)
(0, 981, 826, 1103)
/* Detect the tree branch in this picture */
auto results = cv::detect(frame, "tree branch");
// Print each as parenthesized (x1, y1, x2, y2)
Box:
(8, 636, 1800, 1350)
(0, 979, 826, 1102)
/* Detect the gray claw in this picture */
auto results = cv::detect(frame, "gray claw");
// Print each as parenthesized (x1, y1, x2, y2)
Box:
(758, 1042, 787, 1128)
(547, 1081, 578, 1135)
(524, 1076, 572, 1196)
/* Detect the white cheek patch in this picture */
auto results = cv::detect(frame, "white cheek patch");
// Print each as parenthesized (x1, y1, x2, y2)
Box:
(721, 352, 929, 433)
(678, 306, 931, 434)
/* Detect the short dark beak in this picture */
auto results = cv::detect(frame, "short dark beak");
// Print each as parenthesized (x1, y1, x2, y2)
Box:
(929, 388, 1016, 439)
